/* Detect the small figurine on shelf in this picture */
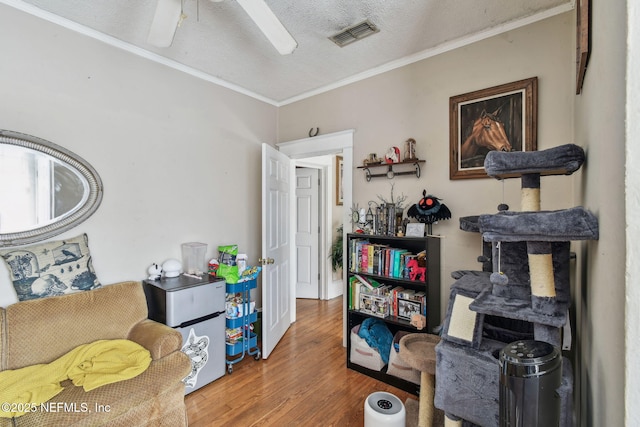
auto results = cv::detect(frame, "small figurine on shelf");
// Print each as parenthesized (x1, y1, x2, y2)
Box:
(410, 314, 426, 330)
(363, 153, 381, 166)
(407, 189, 452, 234)
(384, 146, 400, 163)
(147, 263, 162, 281)
(406, 257, 426, 281)
(404, 138, 417, 161)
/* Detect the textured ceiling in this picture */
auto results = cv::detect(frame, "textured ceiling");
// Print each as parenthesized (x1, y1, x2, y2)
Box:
(6, 0, 573, 105)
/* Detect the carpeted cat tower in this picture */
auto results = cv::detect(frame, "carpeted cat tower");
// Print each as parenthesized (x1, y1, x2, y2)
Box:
(434, 144, 598, 426)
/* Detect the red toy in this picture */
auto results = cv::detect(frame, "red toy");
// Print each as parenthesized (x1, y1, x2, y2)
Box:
(384, 146, 400, 163)
(407, 258, 426, 281)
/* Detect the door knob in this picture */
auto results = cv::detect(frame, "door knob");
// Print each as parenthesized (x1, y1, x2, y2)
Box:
(258, 257, 275, 265)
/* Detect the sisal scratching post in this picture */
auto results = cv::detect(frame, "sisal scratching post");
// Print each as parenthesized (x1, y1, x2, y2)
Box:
(521, 173, 541, 211)
(527, 241, 556, 298)
(444, 416, 462, 427)
(420, 371, 434, 426)
(400, 334, 440, 427)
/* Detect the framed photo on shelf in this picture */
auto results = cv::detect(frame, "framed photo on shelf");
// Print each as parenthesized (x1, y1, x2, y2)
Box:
(405, 223, 425, 237)
(336, 155, 343, 206)
(449, 77, 538, 180)
(398, 298, 421, 320)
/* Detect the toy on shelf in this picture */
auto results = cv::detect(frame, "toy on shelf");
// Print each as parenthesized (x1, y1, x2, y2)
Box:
(147, 263, 162, 281)
(407, 190, 451, 234)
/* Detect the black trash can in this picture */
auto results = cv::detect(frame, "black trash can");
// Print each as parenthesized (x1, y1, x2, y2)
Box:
(499, 340, 562, 427)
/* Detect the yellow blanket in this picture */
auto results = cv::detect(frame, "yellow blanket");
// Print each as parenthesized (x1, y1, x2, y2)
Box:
(0, 339, 151, 418)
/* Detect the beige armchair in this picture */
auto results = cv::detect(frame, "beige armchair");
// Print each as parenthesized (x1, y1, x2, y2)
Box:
(0, 281, 191, 426)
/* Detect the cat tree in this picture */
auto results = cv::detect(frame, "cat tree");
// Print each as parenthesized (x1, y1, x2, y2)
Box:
(434, 144, 598, 426)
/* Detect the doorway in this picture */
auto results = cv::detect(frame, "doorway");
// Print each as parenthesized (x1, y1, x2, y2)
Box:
(295, 156, 344, 301)
(295, 166, 320, 299)
(277, 129, 354, 346)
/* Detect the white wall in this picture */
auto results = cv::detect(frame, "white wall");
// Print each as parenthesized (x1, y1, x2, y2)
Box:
(0, 4, 277, 306)
(573, 0, 627, 426)
(279, 12, 576, 313)
(626, 2, 639, 424)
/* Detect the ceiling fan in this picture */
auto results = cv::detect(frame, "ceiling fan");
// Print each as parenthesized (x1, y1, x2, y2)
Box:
(147, 0, 298, 55)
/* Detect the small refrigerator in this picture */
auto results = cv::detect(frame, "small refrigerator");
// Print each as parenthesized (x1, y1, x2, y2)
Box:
(143, 274, 226, 394)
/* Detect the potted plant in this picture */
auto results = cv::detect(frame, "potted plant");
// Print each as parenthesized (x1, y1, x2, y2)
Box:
(329, 225, 343, 272)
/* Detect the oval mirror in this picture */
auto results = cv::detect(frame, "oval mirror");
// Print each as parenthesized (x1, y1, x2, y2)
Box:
(0, 130, 103, 247)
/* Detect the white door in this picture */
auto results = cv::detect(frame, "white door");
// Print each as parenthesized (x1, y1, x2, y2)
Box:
(261, 144, 292, 359)
(295, 168, 319, 299)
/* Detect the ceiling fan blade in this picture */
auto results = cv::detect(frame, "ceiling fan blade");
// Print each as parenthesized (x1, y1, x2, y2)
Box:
(147, 0, 182, 47)
(235, 0, 297, 55)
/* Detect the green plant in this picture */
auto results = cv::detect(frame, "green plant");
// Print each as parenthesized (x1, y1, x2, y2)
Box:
(329, 225, 343, 272)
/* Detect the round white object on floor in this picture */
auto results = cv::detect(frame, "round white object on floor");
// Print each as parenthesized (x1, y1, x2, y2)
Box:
(364, 391, 406, 427)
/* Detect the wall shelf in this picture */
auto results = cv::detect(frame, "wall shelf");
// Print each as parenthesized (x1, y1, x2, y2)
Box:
(358, 160, 425, 181)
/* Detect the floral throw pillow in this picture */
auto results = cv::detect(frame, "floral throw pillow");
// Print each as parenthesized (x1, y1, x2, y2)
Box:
(0, 233, 101, 301)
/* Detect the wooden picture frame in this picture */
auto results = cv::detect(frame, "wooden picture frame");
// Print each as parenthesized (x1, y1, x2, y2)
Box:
(449, 77, 538, 180)
(335, 155, 343, 206)
(576, 0, 591, 94)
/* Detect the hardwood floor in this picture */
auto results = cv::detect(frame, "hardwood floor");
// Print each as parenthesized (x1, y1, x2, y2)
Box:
(185, 297, 414, 426)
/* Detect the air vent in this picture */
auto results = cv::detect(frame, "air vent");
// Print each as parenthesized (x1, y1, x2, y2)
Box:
(329, 20, 379, 47)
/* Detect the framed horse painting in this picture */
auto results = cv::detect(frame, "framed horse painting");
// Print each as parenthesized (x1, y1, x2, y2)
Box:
(449, 77, 538, 179)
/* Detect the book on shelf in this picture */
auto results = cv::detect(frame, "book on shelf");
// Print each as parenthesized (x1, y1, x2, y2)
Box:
(389, 286, 404, 316)
(392, 249, 409, 278)
(398, 288, 416, 300)
(350, 238, 364, 272)
(362, 243, 369, 272)
(350, 237, 425, 281)
(414, 291, 427, 316)
(349, 275, 383, 310)
(353, 274, 375, 291)
(372, 244, 387, 275)
(348, 276, 359, 310)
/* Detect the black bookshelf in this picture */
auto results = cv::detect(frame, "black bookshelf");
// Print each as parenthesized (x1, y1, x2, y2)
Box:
(345, 233, 441, 394)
